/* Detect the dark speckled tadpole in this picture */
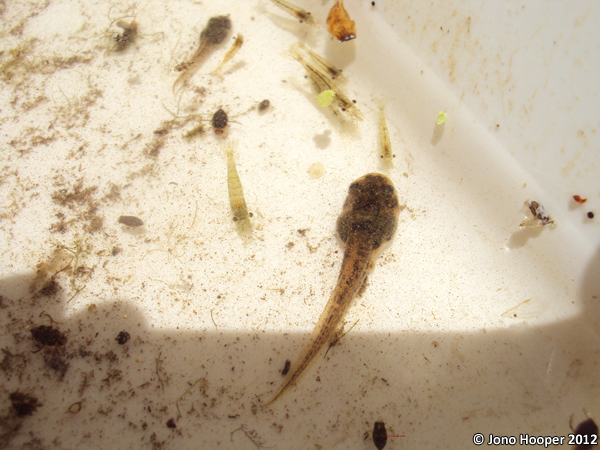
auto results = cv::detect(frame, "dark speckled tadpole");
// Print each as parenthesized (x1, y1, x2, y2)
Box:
(265, 173, 400, 406)
(173, 15, 232, 92)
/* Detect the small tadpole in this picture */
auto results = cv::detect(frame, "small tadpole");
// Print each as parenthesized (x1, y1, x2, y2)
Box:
(173, 15, 232, 92)
(118, 215, 144, 227)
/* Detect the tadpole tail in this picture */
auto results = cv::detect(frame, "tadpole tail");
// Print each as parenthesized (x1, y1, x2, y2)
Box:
(263, 236, 372, 407)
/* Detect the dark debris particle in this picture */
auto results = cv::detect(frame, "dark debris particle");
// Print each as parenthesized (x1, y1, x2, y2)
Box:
(10, 392, 42, 417)
(166, 418, 176, 429)
(258, 99, 270, 111)
(281, 359, 291, 376)
(111, 246, 122, 256)
(44, 349, 70, 379)
(587, 211, 594, 219)
(39, 279, 60, 297)
(31, 325, 67, 347)
(373, 420, 387, 450)
(118, 215, 143, 227)
(116, 331, 130, 345)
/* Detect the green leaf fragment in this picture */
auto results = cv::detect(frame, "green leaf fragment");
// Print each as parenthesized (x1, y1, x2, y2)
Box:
(436, 110, 447, 125)
(317, 90, 336, 107)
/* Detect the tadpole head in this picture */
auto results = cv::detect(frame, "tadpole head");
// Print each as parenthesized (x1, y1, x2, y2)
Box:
(201, 16, 232, 46)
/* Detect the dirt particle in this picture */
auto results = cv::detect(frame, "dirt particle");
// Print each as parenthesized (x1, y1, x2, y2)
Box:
(43, 349, 70, 379)
(31, 325, 67, 347)
(116, 331, 130, 345)
(101, 368, 122, 386)
(39, 279, 60, 297)
(0, 349, 27, 381)
(281, 359, 291, 376)
(9, 392, 42, 416)
(588, 212, 594, 219)
(166, 418, 176, 429)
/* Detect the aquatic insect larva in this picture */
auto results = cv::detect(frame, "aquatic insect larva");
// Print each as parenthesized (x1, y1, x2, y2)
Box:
(118, 215, 144, 227)
(268, 0, 315, 24)
(215, 33, 244, 74)
(223, 140, 252, 233)
(258, 99, 270, 112)
(378, 103, 394, 161)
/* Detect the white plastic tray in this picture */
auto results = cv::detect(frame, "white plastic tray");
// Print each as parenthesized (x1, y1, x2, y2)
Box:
(0, 1, 598, 449)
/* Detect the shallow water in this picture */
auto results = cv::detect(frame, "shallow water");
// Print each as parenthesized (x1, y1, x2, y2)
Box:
(1, 0, 599, 448)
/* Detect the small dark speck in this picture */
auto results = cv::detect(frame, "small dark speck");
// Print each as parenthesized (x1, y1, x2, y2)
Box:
(116, 331, 130, 345)
(371, 1, 375, 5)
(258, 99, 270, 111)
(166, 418, 176, 429)
(588, 212, 594, 219)
(496, 124, 500, 128)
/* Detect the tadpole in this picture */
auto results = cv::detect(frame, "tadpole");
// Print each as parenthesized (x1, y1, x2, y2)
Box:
(174, 16, 232, 92)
